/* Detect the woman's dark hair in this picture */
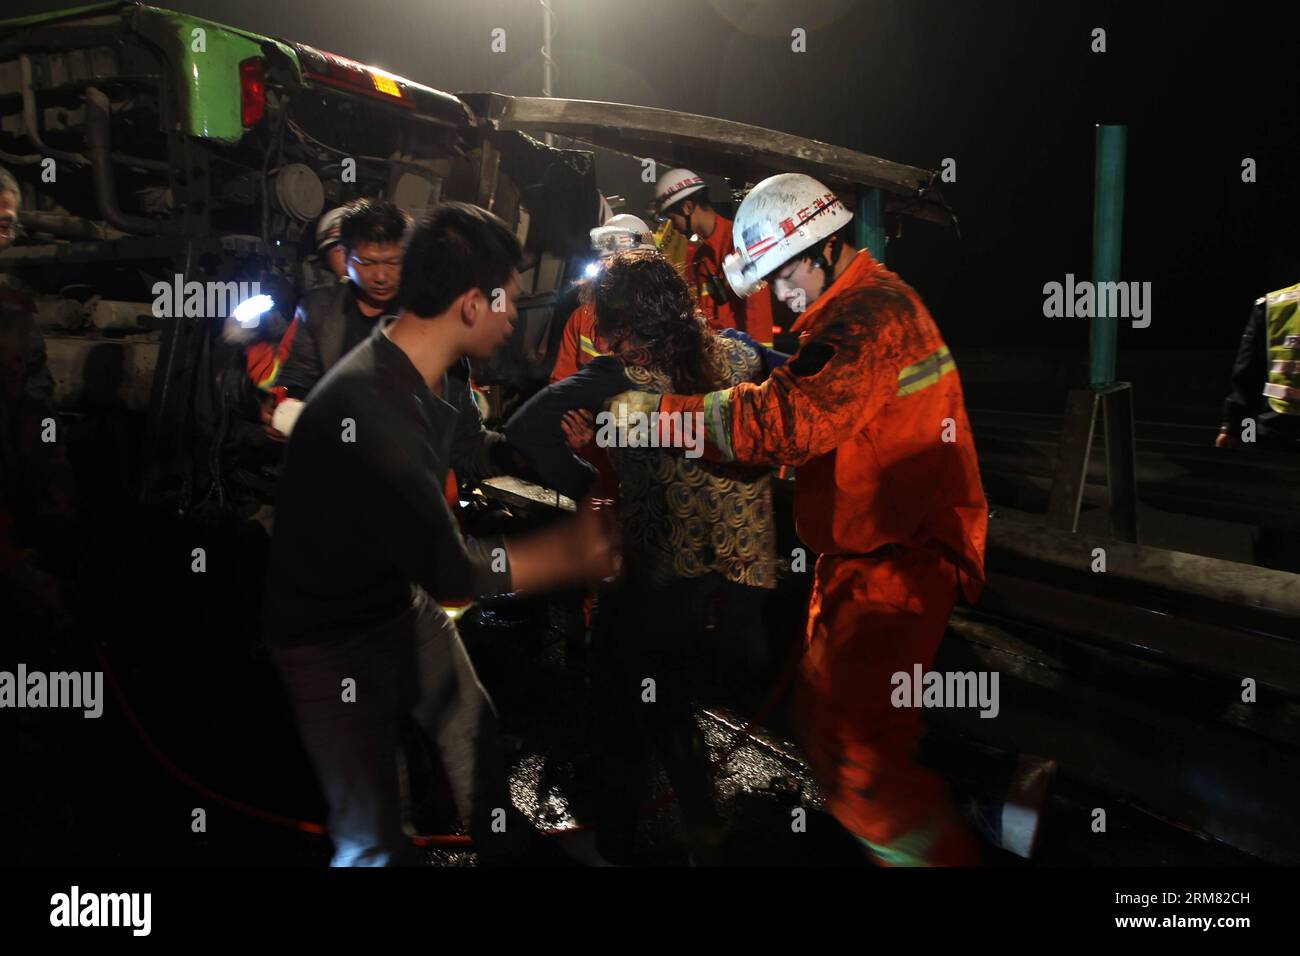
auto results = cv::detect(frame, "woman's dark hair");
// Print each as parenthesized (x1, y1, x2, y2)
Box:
(398, 202, 525, 318)
(587, 248, 728, 394)
(338, 197, 411, 251)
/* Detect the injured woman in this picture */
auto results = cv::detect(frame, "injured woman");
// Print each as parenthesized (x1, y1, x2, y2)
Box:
(505, 247, 787, 864)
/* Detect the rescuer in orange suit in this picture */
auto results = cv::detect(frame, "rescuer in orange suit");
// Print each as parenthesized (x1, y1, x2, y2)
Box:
(617, 173, 989, 866)
(655, 168, 775, 347)
(550, 300, 603, 385)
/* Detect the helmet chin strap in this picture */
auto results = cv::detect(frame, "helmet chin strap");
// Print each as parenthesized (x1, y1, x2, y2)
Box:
(810, 235, 842, 297)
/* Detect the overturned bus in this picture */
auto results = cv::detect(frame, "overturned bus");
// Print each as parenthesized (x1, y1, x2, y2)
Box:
(0, 1, 950, 520)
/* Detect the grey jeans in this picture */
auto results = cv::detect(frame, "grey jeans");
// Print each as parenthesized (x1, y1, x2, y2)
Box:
(272, 589, 526, 865)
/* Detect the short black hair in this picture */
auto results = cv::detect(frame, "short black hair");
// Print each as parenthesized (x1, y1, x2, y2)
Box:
(339, 198, 410, 252)
(397, 202, 524, 318)
(0, 165, 19, 202)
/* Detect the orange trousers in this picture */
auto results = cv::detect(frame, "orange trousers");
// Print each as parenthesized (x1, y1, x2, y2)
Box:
(795, 547, 981, 866)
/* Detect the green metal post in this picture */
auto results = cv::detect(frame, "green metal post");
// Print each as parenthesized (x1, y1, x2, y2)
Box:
(1090, 125, 1127, 386)
(856, 188, 886, 264)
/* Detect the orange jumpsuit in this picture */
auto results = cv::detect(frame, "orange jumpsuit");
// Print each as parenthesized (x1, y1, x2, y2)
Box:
(550, 302, 609, 384)
(687, 214, 775, 346)
(656, 249, 988, 865)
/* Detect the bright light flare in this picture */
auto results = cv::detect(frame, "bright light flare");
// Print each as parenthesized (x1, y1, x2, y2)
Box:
(233, 293, 275, 328)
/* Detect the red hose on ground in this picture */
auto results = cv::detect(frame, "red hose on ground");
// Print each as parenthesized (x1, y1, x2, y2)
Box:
(93, 641, 328, 838)
(93, 632, 803, 850)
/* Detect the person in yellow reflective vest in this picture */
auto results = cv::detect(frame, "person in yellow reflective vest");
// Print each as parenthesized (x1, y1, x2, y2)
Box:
(1218, 283, 1300, 450)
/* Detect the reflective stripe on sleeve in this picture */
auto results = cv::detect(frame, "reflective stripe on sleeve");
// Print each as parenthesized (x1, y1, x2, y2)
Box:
(702, 389, 735, 462)
(1263, 382, 1300, 403)
(895, 345, 957, 397)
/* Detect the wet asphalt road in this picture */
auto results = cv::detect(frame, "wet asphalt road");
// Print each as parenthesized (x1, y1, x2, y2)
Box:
(3, 510, 1268, 868)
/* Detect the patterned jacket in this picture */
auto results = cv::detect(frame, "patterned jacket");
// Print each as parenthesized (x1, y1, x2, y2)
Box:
(507, 330, 782, 589)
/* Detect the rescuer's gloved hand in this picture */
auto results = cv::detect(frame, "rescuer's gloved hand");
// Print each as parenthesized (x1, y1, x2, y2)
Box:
(271, 398, 305, 438)
(260, 394, 288, 443)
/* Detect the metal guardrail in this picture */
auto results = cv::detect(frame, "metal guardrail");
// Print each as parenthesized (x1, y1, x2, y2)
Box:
(987, 519, 1300, 621)
(971, 408, 1300, 532)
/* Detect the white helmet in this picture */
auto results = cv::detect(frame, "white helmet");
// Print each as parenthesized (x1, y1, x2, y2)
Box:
(655, 167, 706, 213)
(722, 173, 853, 298)
(590, 214, 657, 258)
(315, 205, 347, 252)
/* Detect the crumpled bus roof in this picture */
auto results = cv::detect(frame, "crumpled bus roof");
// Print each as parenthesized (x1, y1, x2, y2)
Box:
(460, 93, 952, 225)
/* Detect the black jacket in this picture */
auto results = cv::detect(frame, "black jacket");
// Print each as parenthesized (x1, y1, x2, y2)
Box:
(277, 281, 378, 401)
(265, 321, 516, 646)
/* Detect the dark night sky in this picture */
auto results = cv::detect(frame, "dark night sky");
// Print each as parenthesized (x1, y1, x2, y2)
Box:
(7, 0, 1299, 350)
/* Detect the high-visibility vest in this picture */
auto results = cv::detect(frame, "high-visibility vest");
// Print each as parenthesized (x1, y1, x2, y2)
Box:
(1263, 283, 1300, 415)
(654, 219, 691, 279)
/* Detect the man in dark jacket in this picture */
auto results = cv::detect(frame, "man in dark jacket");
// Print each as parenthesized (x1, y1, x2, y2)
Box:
(265, 202, 616, 866)
(270, 199, 409, 437)
(1218, 288, 1300, 450)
